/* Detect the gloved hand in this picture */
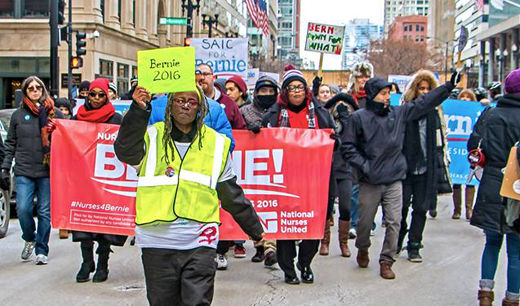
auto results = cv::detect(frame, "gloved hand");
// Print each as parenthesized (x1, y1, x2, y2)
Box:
(248, 124, 261, 134)
(450, 71, 462, 87)
(0, 169, 10, 191)
(312, 76, 322, 97)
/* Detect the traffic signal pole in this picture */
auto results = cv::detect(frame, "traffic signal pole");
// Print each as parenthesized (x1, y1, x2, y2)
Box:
(67, 0, 73, 101)
(50, 0, 59, 98)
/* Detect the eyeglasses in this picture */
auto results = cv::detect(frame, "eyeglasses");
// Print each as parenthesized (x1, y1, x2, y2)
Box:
(89, 91, 107, 98)
(27, 85, 43, 92)
(287, 85, 305, 93)
(174, 98, 199, 108)
(196, 71, 213, 78)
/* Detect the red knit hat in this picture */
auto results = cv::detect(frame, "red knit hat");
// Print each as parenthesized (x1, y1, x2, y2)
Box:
(89, 78, 110, 97)
(226, 75, 247, 96)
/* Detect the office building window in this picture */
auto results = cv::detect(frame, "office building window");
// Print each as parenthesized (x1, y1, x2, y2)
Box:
(117, 63, 129, 94)
(100, 0, 105, 22)
(0, 1, 14, 17)
(1, 0, 51, 18)
(99, 59, 114, 80)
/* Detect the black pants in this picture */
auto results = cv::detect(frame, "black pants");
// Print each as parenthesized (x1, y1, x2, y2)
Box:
(276, 240, 319, 279)
(336, 178, 352, 221)
(399, 174, 428, 248)
(141, 247, 217, 306)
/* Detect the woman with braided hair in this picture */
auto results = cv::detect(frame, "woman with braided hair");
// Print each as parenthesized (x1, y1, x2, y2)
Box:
(114, 85, 263, 306)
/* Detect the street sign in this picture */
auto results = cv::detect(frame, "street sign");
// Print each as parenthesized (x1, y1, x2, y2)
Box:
(159, 17, 187, 25)
(61, 73, 82, 88)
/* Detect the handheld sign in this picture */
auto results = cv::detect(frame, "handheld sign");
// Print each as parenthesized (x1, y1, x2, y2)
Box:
(137, 47, 196, 94)
(191, 38, 249, 79)
(305, 22, 345, 55)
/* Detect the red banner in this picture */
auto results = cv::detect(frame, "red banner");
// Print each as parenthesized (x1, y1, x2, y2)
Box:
(51, 120, 334, 239)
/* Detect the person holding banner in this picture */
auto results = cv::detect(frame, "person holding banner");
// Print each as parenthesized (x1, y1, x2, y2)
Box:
(1, 76, 64, 265)
(451, 89, 478, 220)
(262, 68, 335, 284)
(398, 70, 452, 263)
(71, 78, 127, 283)
(114, 85, 264, 305)
(468, 69, 520, 306)
(343, 72, 460, 279)
(240, 75, 279, 266)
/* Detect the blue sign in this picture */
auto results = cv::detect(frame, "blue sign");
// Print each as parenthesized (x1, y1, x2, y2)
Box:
(112, 100, 132, 115)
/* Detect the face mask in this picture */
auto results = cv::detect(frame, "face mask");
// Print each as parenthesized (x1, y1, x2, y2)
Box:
(256, 94, 277, 109)
(366, 99, 390, 116)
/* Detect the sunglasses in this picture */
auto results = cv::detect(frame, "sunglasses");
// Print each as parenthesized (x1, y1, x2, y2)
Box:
(89, 91, 107, 98)
(27, 85, 43, 92)
(174, 98, 199, 108)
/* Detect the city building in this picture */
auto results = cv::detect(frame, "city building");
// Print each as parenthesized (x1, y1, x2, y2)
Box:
(384, 0, 430, 35)
(341, 19, 383, 70)
(452, 0, 488, 87)
(427, 0, 455, 79)
(0, 0, 251, 109)
(475, 1, 520, 86)
(277, 0, 301, 68)
(388, 15, 428, 43)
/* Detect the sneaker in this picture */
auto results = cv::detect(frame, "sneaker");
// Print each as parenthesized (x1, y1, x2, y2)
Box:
(215, 254, 228, 270)
(370, 229, 376, 236)
(407, 249, 423, 263)
(21, 241, 35, 260)
(234, 244, 246, 258)
(35, 254, 48, 265)
(348, 228, 357, 239)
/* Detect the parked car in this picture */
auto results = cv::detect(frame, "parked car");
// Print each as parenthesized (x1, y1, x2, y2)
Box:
(0, 108, 15, 238)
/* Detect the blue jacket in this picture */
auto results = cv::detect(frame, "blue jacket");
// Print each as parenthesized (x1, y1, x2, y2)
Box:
(148, 95, 235, 151)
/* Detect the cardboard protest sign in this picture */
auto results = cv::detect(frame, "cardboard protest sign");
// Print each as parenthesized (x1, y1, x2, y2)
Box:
(305, 22, 345, 55)
(191, 38, 249, 79)
(137, 47, 196, 94)
(501, 146, 520, 201)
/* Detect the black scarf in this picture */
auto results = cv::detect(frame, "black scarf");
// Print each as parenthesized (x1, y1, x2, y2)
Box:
(366, 100, 390, 116)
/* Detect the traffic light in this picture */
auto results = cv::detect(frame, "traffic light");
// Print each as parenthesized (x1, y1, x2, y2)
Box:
(71, 57, 83, 69)
(76, 31, 87, 57)
(58, 0, 66, 25)
(184, 37, 191, 46)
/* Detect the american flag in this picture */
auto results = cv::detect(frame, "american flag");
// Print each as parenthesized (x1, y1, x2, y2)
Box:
(245, 0, 270, 36)
(474, 0, 485, 11)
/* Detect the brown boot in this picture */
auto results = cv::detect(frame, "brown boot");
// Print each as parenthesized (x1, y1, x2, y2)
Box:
(59, 229, 69, 239)
(452, 187, 462, 219)
(503, 299, 520, 306)
(319, 218, 331, 255)
(466, 186, 475, 220)
(478, 290, 494, 306)
(356, 249, 369, 268)
(338, 220, 351, 257)
(379, 261, 395, 279)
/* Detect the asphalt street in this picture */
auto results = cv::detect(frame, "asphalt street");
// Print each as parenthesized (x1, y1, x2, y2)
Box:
(0, 195, 507, 305)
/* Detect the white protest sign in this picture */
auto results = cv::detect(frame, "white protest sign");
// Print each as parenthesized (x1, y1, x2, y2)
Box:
(388, 75, 413, 93)
(305, 22, 345, 55)
(191, 38, 249, 79)
(247, 68, 260, 90)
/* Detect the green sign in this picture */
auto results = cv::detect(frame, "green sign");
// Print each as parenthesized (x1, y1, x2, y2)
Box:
(159, 17, 187, 25)
(137, 47, 196, 94)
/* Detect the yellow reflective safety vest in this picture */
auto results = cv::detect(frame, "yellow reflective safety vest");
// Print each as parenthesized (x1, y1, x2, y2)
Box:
(135, 123, 231, 225)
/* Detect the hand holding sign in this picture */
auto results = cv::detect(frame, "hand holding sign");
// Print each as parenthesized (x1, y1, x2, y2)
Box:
(137, 47, 196, 94)
(132, 87, 152, 109)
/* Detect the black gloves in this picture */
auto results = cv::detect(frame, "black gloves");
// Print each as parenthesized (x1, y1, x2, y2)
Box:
(0, 169, 10, 191)
(312, 76, 322, 97)
(248, 124, 261, 134)
(450, 71, 462, 87)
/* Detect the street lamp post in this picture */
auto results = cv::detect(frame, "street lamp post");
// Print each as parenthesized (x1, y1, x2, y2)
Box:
(181, 0, 201, 38)
(202, 13, 219, 38)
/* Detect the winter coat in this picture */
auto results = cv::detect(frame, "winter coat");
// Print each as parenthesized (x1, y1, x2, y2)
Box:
(1, 105, 64, 178)
(342, 82, 454, 185)
(217, 92, 246, 129)
(71, 103, 126, 246)
(148, 95, 235, 151)
(469, 93, 520, 233)
(113, 102, 264, 241)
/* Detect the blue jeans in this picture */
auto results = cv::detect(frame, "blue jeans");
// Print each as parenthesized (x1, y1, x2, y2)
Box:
(15, 176, 51, 256)
(481, 230, 520, 294)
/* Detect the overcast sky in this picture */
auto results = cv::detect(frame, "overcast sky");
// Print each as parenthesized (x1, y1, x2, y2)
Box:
(299, 0, 385, 69)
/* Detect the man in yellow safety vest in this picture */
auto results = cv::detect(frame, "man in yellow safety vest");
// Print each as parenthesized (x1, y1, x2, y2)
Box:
(114, 85, 264, 306)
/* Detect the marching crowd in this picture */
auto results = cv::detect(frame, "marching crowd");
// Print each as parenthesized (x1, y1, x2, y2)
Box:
(2, 60, 520, 306)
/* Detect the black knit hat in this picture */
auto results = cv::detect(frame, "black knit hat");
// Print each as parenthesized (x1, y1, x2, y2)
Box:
(79, 81, 90, 92)
(255, 76, 279, 94)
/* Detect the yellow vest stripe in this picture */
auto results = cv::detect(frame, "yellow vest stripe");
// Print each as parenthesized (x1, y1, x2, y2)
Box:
(211, 133, 225, 189)
(145, 125, 158, 178)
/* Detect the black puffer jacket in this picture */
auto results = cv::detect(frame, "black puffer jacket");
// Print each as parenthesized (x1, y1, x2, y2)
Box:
(469, 94, 520, 233)
(342, 82, 453, 185)
(2, 105, 63, 177)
